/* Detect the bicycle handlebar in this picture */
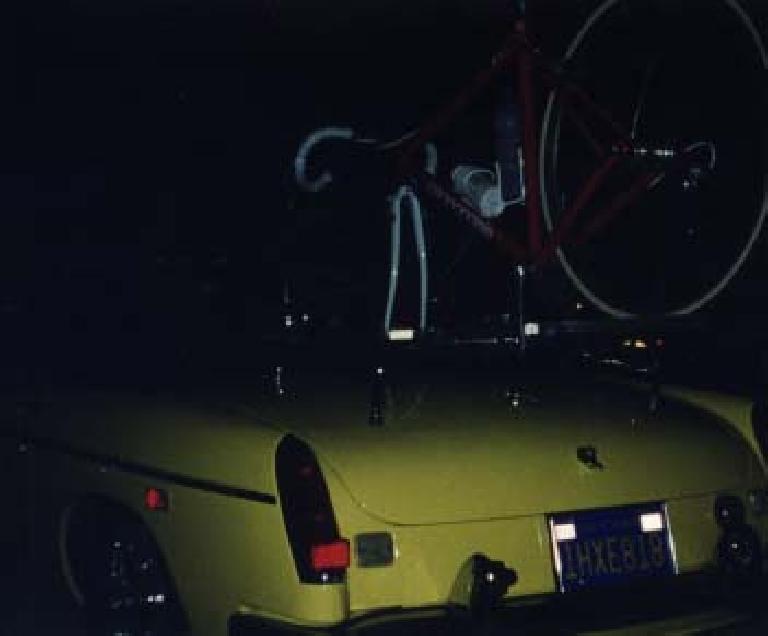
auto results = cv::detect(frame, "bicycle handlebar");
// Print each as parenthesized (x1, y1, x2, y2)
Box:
(295, 126, 439, 193)
(294, 126, 356, 192)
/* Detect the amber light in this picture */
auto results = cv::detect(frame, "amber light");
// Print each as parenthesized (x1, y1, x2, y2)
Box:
(144, 487, 169, 511)
(311, 539, 351, 571)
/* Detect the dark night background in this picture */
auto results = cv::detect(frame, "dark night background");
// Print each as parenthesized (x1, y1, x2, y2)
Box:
(4, 0, 768, 392)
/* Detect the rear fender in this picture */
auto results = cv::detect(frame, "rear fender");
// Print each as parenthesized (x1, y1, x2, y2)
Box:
(662, 386, 764, 471)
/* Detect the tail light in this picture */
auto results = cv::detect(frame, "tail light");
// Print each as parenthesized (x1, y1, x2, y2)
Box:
(276, 435, 349, 584)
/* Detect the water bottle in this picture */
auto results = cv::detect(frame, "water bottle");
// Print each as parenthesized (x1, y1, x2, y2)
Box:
(451, 165, 504, 218)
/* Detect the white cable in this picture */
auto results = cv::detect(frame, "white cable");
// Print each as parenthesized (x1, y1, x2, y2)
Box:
(384, 189, 404, 335)
(295, 125, 435, 333)
(377, 129, 418, 150)
(411, 192, 428, 332)
(424, 143, 438, 176)
(384, 185, 429, 335)
(295, 126, 436, 191)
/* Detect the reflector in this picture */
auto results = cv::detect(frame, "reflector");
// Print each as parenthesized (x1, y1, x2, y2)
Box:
(355, 532, 394, 567)
(387, 328, 415, 341)
(714, 495, 745, 527)
(311, 540, 350, 571)
(144, 487, 169, 511)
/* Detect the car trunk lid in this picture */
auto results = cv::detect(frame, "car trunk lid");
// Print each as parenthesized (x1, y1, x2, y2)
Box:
(258, 376, 760, 525)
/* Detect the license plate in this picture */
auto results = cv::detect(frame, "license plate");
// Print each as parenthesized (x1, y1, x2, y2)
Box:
(549, 502, 677, 593)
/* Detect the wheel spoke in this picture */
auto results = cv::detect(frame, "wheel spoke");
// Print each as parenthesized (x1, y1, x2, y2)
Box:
(65, 503, 186, 635)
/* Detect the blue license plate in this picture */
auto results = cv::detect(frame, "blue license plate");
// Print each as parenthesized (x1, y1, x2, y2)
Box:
(549, 502, 677, 593)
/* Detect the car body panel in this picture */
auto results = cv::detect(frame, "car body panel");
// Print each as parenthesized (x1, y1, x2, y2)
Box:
(252, 378, 761, 524)
(661, 386, 763, 466)
(10, 393, 283, 499)
(330, 490, 739, 613)
(2, 377, 767, 635)
(9, 420, 347, 636)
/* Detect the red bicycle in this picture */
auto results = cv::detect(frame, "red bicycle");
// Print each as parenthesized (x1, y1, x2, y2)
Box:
(295, 0, 768, 326)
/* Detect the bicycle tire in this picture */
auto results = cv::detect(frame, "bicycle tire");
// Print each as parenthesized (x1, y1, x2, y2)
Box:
(539, 0, 768, 319)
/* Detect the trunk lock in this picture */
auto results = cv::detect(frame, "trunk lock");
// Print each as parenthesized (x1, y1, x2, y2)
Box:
(577, 445, 604, 470)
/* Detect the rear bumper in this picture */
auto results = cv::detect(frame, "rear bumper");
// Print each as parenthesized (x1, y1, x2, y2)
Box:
(229, 607, 463, 636)
(229, 572, 768, 636)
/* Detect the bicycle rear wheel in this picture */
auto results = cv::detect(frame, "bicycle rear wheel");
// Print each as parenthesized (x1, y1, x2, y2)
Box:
(540, 0, 768, 318)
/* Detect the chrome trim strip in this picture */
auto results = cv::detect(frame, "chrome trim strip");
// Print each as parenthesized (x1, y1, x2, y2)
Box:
(4, 430, 277, 505)
(548, 516, 566, 593)
(663, 501, 681, 575)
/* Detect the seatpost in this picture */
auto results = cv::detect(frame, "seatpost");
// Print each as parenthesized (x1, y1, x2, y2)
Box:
(513, 7, 543, 259)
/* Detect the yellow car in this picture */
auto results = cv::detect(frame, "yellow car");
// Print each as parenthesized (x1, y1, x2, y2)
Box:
(2, 342, 768, 636)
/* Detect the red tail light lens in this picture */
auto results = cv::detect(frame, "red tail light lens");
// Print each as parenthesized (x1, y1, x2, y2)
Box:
(276, 435, 348, 584)
(311, 539, 351, 571)
(144, 487, 169, 511)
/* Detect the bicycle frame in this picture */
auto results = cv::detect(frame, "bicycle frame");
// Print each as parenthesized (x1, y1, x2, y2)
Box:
(295, 1, 766, 325)
(395, 16, 671, 269)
